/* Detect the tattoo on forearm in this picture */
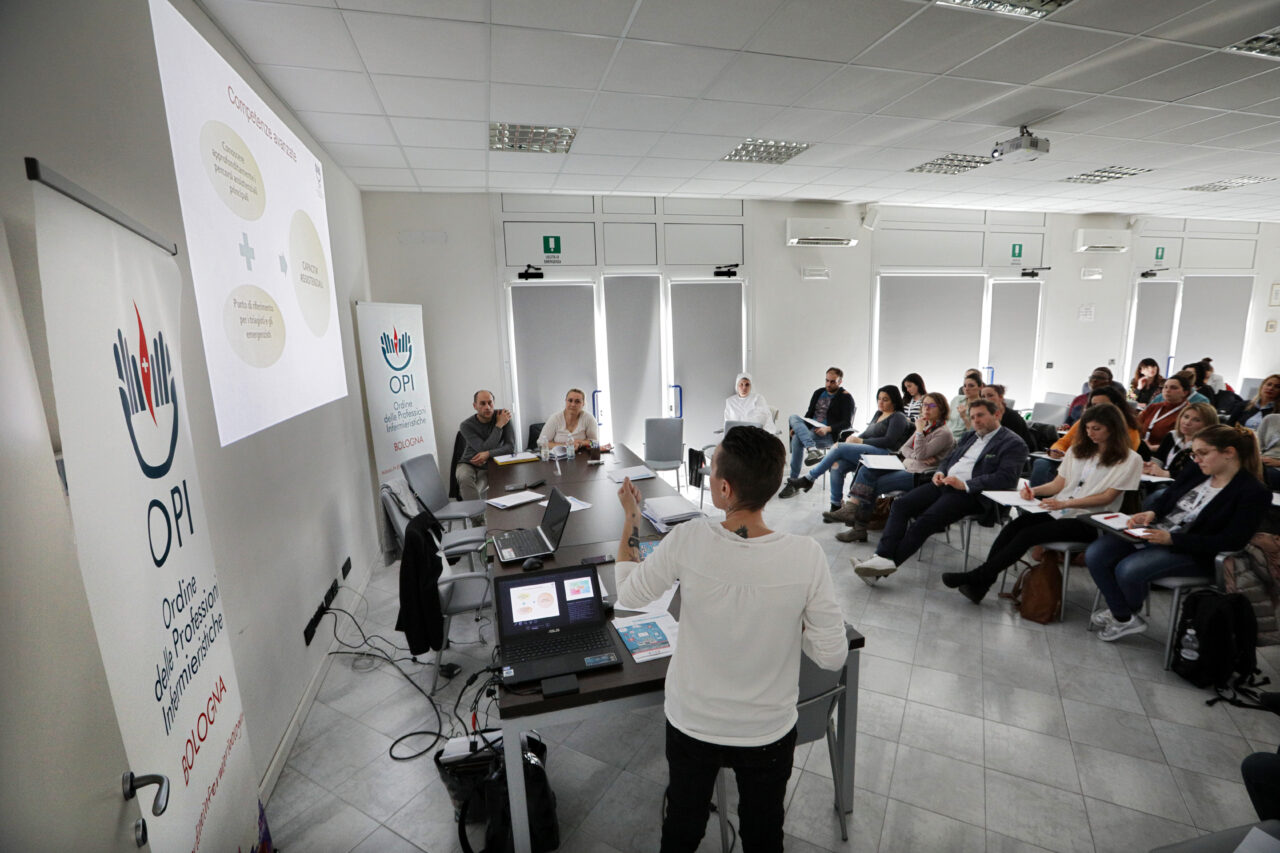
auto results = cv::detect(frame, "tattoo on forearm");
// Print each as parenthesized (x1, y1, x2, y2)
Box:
(734, 525, 748, 539)
(627, 526, 641, 559)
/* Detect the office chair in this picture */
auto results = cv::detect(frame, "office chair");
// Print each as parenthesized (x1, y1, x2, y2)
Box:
(644, 418, 685, 490)
(402, 453, 487, 528)
(380, 482, 487, 570)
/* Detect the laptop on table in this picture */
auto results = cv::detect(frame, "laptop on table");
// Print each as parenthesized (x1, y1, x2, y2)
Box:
(492, 487, 571, 563)
(494, 564, 622, 685)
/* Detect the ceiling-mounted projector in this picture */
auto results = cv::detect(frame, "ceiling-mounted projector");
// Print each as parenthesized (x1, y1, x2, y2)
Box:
(991, 126, 1049, 164)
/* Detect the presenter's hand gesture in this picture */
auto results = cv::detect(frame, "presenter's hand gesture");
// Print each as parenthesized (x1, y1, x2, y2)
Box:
(617, 478, 642, 517)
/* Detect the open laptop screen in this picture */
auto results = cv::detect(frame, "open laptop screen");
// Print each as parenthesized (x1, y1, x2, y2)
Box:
(495, 565, 606, 640)
(540, 488, 572, 550)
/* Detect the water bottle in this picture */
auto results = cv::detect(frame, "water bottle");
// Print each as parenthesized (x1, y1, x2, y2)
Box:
(566, 439, 576, 459)
(1180, 628, 1200, 662)
(538, 439, 549, 462)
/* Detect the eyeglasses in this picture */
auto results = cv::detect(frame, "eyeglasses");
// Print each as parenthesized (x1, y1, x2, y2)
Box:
(1192, 448, 1218, 460)
(922, 403, 938, 409)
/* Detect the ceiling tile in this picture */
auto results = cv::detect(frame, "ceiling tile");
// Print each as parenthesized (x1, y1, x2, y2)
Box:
(296, 110, 397, 144)
(745, 0, 922, 62)
(676, 178, 749, 194)
(555, 174, 623, 191)
(201, 0, 363, 70)
(952, 24, 1125, 85)
(914, 121, 1006, 149)
(787, 143, 880, 167)
(343, 166, 418, 186)
(1250, 98, 1280, 118)
(1047, 0, 1209, 34)
(389, 116, 487, 148)
(256, 65, 382, 114)
(647, 132, 745, 159)
(733, 181, 797, 197)
(797, 65, 932, 113)
(629, 158, 707, 178)
(697, 161, 775, 181)
(1113, 52, 1277, 102)
(614, 176, 686, 193)
(1147, 112, 1278, 145)
(487, 151, 566, 172)
(583, 92, 695, 131)
(343, 12, 488, 78)
(822, 167, 902, 186)
(1204, 123, 1280, 150)
(751, 108, 862, 142)
(568, 128, 664, 157)
(627, 0, 787, 50)
(1178, 69, 1280, 110)
(492, 0, 636, 36)
(703, 53, 842, 106)
(411, 168, 487, 187)
(487, 172, 557, 189)
(1091, 104, 1223, 139)
(1146, 0, 1280, 48)
(879, 78, 1017, 121)
(1035, 38, 1208, 95)
(404, 147, 487, 169)
(956, 86, 1094, 127)
(854, 5, 1030, 74)
(372, 75, 488, 120)
(336, 0, 486, 20)
(561, 153, 641, 174)
(668, 101, 783, 137)
(860, 147, 953, 170)
(324, 142, 408, 167)
(757, 164, 839, 183)
(604, 41, 738, 98)
(489, 84, 595, 125)
(1035, 97, 1161, 133)
(831, 115, 937, 146)
(491, 27, 616, 89)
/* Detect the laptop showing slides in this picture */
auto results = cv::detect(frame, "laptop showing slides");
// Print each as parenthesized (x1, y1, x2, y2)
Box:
(494, 564, 622, 685)
(492, 487, 571, 563)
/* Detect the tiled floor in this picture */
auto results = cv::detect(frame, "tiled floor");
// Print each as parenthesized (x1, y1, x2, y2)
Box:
(266, 483, 1279, 852)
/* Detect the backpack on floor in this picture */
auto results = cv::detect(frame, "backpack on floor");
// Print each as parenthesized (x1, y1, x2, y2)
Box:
(1001, 552, 1062, 624)
(458, 733, 559, 853)
(1170, 588, 1271, 708)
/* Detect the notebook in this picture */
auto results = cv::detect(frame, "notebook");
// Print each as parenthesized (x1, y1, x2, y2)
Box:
(494, 565, 622, 686)
(492, 488, 571, 563)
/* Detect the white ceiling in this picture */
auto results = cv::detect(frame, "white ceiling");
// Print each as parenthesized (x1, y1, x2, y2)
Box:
(197, 0, 1280, 220)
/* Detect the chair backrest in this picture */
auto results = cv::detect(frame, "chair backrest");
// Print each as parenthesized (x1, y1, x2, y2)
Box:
(448, 431, 467, 500)
(380, 484, 414, 550)
(525, 422, 546, 452)
(644, 417, 684, 464)
(402, 453, 449, 513)
(1043, 392, 1074, 407)
(795, 648, 848, 745)
(1030, 402, 1068, 426)
(438, 571, 492, 615)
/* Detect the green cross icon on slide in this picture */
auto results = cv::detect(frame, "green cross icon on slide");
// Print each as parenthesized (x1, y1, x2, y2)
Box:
(543, 235, 561, 254)
(1011, 243, 1023, 259)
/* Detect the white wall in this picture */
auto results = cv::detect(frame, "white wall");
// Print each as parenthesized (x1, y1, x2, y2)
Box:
(0, 0, 381, 800)
(1242, 223, 1280, 383)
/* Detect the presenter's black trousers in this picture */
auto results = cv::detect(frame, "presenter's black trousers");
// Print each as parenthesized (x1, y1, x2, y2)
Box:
(661, 721, 796, 853)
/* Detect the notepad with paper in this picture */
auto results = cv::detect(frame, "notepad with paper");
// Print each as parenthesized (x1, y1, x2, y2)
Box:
(485, 490, 543, 509)
(860, 454, 905, 470)
(494, 451, 538, 465)
(608, 465, 655, 483)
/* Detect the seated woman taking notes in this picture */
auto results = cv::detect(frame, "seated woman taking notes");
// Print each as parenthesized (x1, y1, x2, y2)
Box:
(537, 387, 602, 451)
(614, 426, 846, 852)
(942, 403, 1142, 604)
(1086, 425, 1270, 642)
(723, 372, 773, 428)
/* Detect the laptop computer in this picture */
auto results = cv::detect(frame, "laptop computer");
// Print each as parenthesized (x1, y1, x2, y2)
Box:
(494, 564, 622, 685)
(492, 487, 571, 563)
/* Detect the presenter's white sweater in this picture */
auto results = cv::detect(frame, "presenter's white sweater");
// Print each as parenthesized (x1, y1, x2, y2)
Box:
(617, 519, 847, 746)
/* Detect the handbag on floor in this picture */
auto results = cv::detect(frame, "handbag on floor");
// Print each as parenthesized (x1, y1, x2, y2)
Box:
(1000, 552, 1062, 624)
(865, 496, 895, 531)
(456, 732, 559, 853)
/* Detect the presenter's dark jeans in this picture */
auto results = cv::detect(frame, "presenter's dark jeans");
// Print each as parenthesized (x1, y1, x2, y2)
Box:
(661, 722, 796, 853)
(875, 482, 986, 566)
(1244, 747, 1280, 821)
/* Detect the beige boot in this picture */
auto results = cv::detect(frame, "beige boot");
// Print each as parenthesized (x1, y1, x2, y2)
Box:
(835, 523, 868, 543)
(822, 500, 861, 525)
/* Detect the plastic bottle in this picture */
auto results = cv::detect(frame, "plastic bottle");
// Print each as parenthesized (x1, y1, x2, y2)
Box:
(538, 439, 549, 462)
(565, 439, 576, 459)
(1180, 628, 1200, 662)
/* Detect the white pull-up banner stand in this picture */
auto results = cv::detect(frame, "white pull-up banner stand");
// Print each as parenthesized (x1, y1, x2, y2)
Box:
(355, 301, 438, 480)
(34, 183, 261, 853)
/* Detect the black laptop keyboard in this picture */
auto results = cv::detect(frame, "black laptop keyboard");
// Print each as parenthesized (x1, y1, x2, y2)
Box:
(500, 528, 544, 556)
(503, 628, 614, 663)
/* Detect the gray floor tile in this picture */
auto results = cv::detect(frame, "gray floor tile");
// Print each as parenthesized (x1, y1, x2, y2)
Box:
(1046, 631, 1128, 676)
(1116, 644, 1186, 686)
(889, 743, 984, 823)
(907, 665, 985, 717)
(860, 652, 913, 699)
(984, 720, 1079, 793)
(1170, 766, 1260, 832)
(915, 634, 983, 679)
(860, 624, 919, 664)
(384, 777, 466, 853)
(856, 687, 906, 741)
(1083, 796, 1200, 853)
(986, 829, 1055, 852)
(622, 719, 668, 786)
(555, 828, 625, 853)
(1060, 698, 1163, 762)
(899, 701, 985, 766)
(984, 769, 1093, 853)
(918, 604, 987, 645)
(983, 649, 1061, 697)
(272, 793, 379, 853)
(983, 682, 1069, 739)
(287, 715, 393, 790)
(577, 770, 666, 853)
(1056, 663, 1144, 715)
(331, 746, 436, 823)
(879, 797, 986, 853)
(318, 657, 410, 718)
(1073, 742, 1192, 823)
(1132, 677, 1243, 736)
(853, 732, 897, 797)
(984, 623, 1052, 659)
(785, 771, 886, 852)
(1151, 718, 1256, 781)
(265, 766, 330, 832)
(1227, 700, 1280, 745)
(546, 745, 623, 833)
(348, 826, 427, 853)
(294, 696, 348, 752)
(563, 711, 659, 767)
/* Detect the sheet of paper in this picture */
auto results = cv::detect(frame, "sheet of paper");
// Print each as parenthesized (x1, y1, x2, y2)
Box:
(860, 454, 905, 470)
(1141, 473, 1174, 483)
(538, 495, 591, 512)
(1092, 512, 1131, 530)
(1029, 451, 1059, 460)
(485, 489, 544, 509)
(493, 451, 538, 465)
(609, 465, 656, 483)
(1272, 492, 1279, 507)
(983, 491, 1050, 512)
(612, 611, 679, 663)
(801, 416, 827, 429)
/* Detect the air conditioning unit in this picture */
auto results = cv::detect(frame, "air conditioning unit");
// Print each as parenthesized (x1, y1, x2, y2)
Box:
(786, 218, 858, 247)
(1074, 228, 1131, 253)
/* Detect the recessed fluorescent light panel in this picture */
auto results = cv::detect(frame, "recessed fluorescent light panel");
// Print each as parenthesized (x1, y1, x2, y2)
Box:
(1182, 176, 1276, 192)
(722, 138, 811, 164)
(1227, 26, 1280, 60)
(907, 153, 994, 175)
(937, 0, 1076, 19)
(1061, 165, 1152, 185)
(489, 123, 576, 153)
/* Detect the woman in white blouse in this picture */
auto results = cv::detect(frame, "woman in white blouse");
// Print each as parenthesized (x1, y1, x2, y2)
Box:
(723, 372, 773, 428)
(537, 387, 600, 451)
(942, 403, 1142, 604)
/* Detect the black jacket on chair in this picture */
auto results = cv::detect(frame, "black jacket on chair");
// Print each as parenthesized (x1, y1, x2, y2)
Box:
(395, 512, 446, 655)
(1152, 466, 1271, 569)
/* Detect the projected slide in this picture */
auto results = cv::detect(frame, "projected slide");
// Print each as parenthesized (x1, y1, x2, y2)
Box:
(149, 0, 347, 446)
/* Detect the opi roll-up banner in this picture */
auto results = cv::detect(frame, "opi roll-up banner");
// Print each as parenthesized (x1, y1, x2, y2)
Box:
(34, 184, 262, 853)
(355, 301, 438, 479)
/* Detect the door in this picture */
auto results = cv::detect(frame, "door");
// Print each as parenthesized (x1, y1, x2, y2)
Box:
(507, 281, 601, 448)
(1173, 275, 1254, 388)
(603, 275, 663, 453)
(987, 278, 1042, 405)
(876, 274, 985, 404)
(670, 279, 744, 450)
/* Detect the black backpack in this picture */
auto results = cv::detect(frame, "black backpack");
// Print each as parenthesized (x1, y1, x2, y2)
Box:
(1170, 589, 1270, 707)
(458, 733, 559, 853)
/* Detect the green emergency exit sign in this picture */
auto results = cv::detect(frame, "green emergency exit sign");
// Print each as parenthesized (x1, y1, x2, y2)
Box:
(1155, 246, 1165, 261)
(1011, 243, 1023, 259)
(543, 235, 561, 254)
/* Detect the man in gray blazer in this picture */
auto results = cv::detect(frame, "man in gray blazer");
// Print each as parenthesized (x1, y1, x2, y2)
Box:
(851, 401, 1027, 583)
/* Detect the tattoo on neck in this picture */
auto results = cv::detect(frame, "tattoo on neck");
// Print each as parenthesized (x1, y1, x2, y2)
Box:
(734, 525, 748, 539)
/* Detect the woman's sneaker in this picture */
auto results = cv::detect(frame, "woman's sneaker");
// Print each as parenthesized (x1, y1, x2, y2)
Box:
(1089, 608, 1117, 630)
(804, 447, 825, 466)
(1098, 614, 1147, 642)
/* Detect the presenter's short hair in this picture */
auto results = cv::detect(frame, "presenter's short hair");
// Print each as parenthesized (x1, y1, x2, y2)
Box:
(717, 427, 785, 511)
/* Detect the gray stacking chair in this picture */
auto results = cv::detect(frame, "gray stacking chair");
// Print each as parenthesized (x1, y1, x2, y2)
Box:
(644, 418, 686, 490)
(402, 452, 487, 528)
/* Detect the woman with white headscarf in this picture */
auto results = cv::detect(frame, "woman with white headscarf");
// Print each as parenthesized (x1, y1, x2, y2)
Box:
(724, 373, 773, 428)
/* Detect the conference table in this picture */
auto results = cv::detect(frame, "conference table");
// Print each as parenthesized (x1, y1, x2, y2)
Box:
(482, 444, 864, 853)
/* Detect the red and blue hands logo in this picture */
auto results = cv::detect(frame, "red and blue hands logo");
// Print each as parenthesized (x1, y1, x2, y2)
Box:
(380, 326, 412, 372)
(114, 302, 179, 479)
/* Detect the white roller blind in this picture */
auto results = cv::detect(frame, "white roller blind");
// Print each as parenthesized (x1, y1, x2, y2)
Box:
(510, 283, 598, 445)
(671, 280, 744, 449)
(988, 279, 1041, 404)
(604, 275, 663, 452)
(1174, 275, 1254, 387)
(1128, 280, 1178, 379)
(877, 275, 984, 401)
